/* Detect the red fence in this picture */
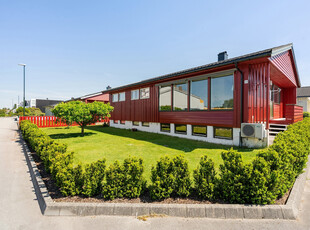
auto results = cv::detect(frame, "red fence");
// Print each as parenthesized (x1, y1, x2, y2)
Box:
(19, 116, 109, 128)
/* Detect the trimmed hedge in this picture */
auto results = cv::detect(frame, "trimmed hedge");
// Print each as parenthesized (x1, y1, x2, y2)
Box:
(149, 155, 191, 200)
(20, 118, 310, 204)
(102, 157, 146, 200)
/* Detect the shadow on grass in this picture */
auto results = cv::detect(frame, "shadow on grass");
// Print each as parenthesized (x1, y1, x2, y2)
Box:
(49, 132, 95, 139)
(84, 125, 254, 153)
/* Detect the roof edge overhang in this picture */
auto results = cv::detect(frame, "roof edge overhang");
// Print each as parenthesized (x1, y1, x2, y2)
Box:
(103, 50, 273, 94)
(103, 43, 301, 94)
(270, 43, 301, 87)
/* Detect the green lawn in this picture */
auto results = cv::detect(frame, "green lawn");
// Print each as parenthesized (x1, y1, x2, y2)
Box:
(42, 125, 260, 180)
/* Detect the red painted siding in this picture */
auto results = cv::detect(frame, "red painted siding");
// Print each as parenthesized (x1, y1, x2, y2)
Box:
(286, 104, 303, 123)
(110, 85, 159, 122)
(246, 62, 270, 124)
(159, 111, 234, 127)
(269, 51, 297, 87)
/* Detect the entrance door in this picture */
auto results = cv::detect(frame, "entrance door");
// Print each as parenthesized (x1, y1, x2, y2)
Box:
(270, 83, 282, 119)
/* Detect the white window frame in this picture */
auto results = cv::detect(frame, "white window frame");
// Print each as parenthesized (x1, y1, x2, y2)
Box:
(131, 89, 139, 100)
(140, 87, 150, 99)
(119, 92, 125, 102)
(112, 94, 118, 102)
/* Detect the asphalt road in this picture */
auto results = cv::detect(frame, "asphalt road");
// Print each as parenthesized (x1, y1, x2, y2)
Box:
(0, 117, 310, 230)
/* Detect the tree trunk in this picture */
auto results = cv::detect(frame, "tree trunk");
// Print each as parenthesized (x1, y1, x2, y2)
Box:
(81, 126, 84, 136)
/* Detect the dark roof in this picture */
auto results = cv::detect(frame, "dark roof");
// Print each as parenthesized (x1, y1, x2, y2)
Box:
(103, 43, 299, 93)
(297, 86, 310, 97)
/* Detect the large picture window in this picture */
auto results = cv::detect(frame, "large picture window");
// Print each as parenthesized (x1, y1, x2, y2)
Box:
(173, 83, 188, 111)
(190, 79, 208, 110)
(159, 86, 172, 111)
(211, 75, 234, 110)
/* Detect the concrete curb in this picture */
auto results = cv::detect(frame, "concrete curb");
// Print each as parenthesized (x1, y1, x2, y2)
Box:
(21, 132, 309, 219)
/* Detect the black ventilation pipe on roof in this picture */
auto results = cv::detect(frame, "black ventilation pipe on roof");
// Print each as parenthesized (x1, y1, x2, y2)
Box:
(235, 63, 243, 147)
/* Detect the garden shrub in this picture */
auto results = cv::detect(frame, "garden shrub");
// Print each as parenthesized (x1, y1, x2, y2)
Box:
(248, 155, 278, 204)
(149, 155, 191, 200)
(303, 112, 310, 118)
(149, 156, 174, 200)
(82, 160, 106, 197)
(55, 163, 83, 196)
(217, 149, 252, 204)
(19, 118, 310, 204)
(122, 157, 146, 198)
(193, 155, 216, 200)
(102, 157, 146, 200)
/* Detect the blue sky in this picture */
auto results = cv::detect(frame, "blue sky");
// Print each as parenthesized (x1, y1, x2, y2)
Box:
(1, 0, 310, 108)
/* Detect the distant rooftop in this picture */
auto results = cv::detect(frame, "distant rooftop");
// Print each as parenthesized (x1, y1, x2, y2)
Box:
(297, 86, 310, 97)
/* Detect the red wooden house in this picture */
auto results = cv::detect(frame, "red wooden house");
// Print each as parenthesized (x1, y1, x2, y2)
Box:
(71, 91, 109, 104)
(105, 44, 302, 147)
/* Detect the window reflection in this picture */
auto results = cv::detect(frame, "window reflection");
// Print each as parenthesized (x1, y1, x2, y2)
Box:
(173, 83, 188, 111)
(159, 86, 172, 111)
(211, 75, 234, 110)
(190, 79, 208, 110)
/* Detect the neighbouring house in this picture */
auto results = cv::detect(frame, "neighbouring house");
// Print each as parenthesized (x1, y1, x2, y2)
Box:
(30, 99, 63, 114)
(104, 43, 302, 148)
(297, 86, 310, 112)
(69, 91, 109, 104)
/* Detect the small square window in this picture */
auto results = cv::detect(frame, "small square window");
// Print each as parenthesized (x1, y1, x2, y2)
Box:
(112, 94, 118, 102)
(119, 92, 125, 101)
(120, 120, 125, 125)
(192, 125, 207, 137)
(113, 120, 119, 124)
(140, 87, 150, 99)
(133, 121, 139, 126)
(131, 90, 139, 100)
(142, 122, 149, 127)
(175, 124, 187, 134)
(214, 127, 233, 140)
(160, 123, 170, 132)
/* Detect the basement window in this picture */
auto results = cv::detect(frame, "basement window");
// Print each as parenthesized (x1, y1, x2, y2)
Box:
(214, 127, 233, 140)
(113, 120, 119, 124)
(192, 125, 207, 137)
(133, 121, 139, 126)
(120, 120, 125, 125)
(175, 124, 187, 134)
(142, 122, 149, 127)
(160, 123, 170, 132)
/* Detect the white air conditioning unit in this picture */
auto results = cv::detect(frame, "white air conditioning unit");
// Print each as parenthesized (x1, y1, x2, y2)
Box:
(241, 123, 265, 139)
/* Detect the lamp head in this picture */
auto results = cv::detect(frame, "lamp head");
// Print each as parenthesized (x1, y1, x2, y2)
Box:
(18, 63, 26, 66)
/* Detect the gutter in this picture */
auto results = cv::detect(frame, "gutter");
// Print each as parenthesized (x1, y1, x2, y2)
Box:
(235, 63, 244, 147)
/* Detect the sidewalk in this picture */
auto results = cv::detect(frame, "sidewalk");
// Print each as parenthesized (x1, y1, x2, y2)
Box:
(0, 117, 309, 230)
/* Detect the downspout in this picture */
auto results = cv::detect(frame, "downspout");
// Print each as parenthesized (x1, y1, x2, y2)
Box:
(235, 63, 243, 147)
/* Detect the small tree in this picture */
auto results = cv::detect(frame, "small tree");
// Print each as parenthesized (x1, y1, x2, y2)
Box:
(52, 101, 113, 136)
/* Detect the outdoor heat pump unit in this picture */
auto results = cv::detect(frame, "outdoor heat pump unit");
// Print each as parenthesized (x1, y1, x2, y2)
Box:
(241, 123, 265, 139)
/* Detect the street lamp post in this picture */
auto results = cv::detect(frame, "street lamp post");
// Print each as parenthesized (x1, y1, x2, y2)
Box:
(18, 63, 26, 116)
